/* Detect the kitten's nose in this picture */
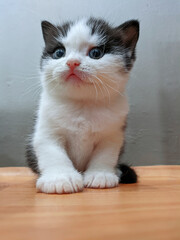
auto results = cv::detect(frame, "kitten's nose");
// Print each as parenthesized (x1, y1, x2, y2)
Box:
(66, 59, 81, 70)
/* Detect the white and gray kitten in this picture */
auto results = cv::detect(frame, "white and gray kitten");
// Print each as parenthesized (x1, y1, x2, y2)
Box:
(27, 17, 139, 194)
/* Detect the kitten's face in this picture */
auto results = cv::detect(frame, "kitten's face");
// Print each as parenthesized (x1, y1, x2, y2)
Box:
(41, 18, 139, 101)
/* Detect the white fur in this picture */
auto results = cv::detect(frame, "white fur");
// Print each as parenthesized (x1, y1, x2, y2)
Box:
(33, 19, 130, 194)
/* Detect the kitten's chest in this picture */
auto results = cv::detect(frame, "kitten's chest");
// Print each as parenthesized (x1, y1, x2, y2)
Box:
(47, 100, 127, 170)
(56, 107, 109, 171)
(65, 125, 96, 171)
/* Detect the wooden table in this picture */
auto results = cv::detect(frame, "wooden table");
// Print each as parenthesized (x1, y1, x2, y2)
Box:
(0, 166, 180, 240)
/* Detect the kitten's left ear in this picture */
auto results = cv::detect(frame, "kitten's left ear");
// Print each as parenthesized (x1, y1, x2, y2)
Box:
(116, 20, 139, 50)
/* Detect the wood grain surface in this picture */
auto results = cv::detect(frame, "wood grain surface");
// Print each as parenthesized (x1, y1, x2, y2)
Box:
(0, 166, 180, 240)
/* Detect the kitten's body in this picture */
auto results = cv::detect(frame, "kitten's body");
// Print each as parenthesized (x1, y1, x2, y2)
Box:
(27, 18, 139, 193)
(36, 91, 128, 173)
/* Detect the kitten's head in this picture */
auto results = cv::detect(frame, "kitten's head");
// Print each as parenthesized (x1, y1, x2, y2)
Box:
(40, 18, 139, 101)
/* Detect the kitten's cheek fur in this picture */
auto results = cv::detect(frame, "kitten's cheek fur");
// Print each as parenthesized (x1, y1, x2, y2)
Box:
(84, 171, 119, 188)
(36, 172, 83, 194)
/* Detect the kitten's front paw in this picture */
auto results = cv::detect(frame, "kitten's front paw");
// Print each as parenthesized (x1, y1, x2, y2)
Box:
(36, 171, 83, 194)
(84, 171, 119, 188)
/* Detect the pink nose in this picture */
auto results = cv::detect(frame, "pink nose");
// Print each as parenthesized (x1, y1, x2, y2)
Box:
(66, 59, 81, 70)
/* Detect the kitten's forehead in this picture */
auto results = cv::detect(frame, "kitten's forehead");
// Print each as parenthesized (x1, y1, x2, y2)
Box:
(60, 19, 99, 50)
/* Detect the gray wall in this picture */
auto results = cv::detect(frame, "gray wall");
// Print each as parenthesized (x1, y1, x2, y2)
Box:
(0, 0, 180, 167)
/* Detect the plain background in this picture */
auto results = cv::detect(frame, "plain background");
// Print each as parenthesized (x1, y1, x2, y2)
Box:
(0, 0, 180, 167)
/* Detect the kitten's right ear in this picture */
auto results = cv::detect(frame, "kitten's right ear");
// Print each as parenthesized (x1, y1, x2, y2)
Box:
(41, 21, 58, 45)
(116, 20, 139, 50)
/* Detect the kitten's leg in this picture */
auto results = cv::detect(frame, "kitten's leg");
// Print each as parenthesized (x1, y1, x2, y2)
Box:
(33, 134, 83, 194)
(84, 133, 123, 188)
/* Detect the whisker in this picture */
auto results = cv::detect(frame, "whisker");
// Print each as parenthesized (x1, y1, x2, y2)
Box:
(23, 84, 41, 97)
(92, 75, 111, 104)
(93, 76, 106, 99)
(89, 77, 98, 101)
(93, 74, 124, 97)
(98, 73, 119, 84)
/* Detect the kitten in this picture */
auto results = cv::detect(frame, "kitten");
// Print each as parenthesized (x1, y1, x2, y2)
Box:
(26, 17, 139, 194)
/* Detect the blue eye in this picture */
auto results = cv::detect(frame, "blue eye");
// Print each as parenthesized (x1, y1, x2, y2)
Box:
(52, 47, 65, 59)
(89, 47, 104, 59)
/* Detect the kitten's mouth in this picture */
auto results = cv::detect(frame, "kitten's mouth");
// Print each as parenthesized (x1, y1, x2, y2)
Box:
(66, 73, 83, 83)
(65, 71, 91, 85)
